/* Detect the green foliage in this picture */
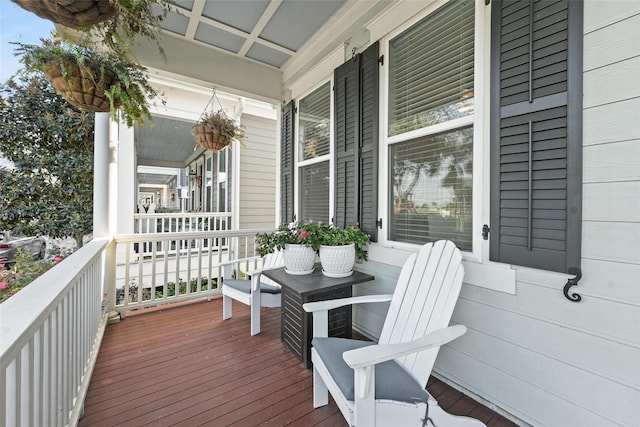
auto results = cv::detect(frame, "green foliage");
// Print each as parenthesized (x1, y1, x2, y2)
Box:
(115, 276, 219, 304)
(256, 221, 326, 256)
(0, 73, 93, 245)
(0, 247, 69, 303)
(256, 222, 369, 261)
(86, 0, 173, 61)
(322, 225, 370, 261)
(14, 36, 163, 126)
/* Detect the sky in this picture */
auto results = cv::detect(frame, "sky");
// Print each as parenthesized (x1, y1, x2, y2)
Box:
(0, 1, 55, 82)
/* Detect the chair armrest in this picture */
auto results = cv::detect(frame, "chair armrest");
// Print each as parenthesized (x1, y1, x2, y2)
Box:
(219, 256, 262, 280)
(343, 325, 467, 369)
(304, 295, 392, 338)
(303, 294, 393, 313)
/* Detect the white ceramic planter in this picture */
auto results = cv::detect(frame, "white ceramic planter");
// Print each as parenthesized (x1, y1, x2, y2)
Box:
(282, 244, 316, 275)
(319, 243, 355, 277)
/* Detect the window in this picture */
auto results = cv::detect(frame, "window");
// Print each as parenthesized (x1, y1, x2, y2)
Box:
(386, 0, 475, 251)
(297, 83, 331, 223)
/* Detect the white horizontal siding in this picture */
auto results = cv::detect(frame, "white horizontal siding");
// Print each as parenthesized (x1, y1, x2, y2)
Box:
(238, 114, 277, 230)
(352, 3, 640, 426)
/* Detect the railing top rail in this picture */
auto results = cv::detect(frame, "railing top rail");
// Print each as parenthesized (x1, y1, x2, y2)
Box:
(0, 237, 111, 361)
(134, 212, 233, 219)
(114, 228, 276, 243)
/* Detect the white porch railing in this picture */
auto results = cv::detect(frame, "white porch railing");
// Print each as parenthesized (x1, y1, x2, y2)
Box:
(0, 238, 110, 427)
(134, 212, 233, 234)
(111, 229, 269, 314)
(0, 228, 274, 427)
(133, 212, 234, 254)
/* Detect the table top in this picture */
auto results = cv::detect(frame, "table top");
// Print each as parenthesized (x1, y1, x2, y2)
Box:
(262, 264, 374, 297)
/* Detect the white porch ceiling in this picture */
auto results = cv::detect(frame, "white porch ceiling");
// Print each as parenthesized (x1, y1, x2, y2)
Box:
(123, 0, 396, 184)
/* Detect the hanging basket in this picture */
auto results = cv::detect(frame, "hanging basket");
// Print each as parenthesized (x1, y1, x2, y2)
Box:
(12, 0, 117, 28)
(191, 125, 232, 151)
(42, 59, 118, 113)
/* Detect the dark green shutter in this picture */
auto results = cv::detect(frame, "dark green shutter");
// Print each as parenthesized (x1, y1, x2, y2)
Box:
(490, 0, 582, 273)
(333, 42, 379, 241)
(359, 42, 380, 241)
(281, 101, 295, 224)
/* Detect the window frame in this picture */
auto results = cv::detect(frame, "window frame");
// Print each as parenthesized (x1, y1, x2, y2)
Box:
(294, 80, 334, 223)
(379, 0, 487, 264)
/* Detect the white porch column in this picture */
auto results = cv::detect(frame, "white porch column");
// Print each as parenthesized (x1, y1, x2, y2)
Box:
(93, 113, 110, 238)
(116, 124, 136, 234)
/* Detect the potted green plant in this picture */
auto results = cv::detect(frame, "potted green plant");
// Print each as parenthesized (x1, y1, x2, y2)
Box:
(12, 0, 171, 59)
(14, 35, 162, 126)
(256, 222, 324, 275)
(192, 109, 246, 151)
(319, 224, 370, 277)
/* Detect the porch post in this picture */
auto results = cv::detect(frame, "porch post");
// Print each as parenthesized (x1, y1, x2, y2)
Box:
(93, 113, 110, 238)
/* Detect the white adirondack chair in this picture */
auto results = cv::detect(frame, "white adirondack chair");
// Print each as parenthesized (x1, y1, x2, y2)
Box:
(303, 240, 485, 427)
(221, 251, 284, 336)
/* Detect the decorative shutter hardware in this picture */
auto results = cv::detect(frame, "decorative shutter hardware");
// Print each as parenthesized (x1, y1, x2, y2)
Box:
(563, 267, 582, 302)
(378, 55, 384, 66)
(482, 224, 490, 240)
(485, 0, 490, 5)
(376, 218, 383, 229)
(351, 47, 358, 62)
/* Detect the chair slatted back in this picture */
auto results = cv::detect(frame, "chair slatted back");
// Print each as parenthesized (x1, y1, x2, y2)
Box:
(260, 251, 285, 287)
(378, 240, 464, 387)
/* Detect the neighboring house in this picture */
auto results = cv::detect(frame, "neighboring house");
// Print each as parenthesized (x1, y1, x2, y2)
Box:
(96, 1, 637, 425)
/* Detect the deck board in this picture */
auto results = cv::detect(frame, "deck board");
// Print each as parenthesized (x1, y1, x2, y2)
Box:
(79, 298, 516, 426)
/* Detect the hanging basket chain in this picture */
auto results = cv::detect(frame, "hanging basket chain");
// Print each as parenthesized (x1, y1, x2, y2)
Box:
(192, 87, 243, 152)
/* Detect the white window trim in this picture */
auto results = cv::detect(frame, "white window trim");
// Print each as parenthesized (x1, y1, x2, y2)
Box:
(294, 80, 334, 223)
(375, 0, 516, 294)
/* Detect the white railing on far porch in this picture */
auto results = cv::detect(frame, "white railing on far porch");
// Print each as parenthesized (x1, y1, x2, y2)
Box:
(0, 238, 110, 427)
(111, 229, 272, 314)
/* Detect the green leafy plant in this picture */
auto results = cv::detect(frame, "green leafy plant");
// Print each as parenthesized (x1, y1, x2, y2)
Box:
(322, 224, 370, 261)
(0, 247, 69, 303)
(12, 0, 173, 61)
(257, 222, 369, 261)
(256, 221, 327, 256)
(87, 0, 173, 60)
(14, 35, 163, 126)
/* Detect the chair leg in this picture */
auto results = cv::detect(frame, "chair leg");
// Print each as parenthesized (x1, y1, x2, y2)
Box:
(313, 364, 329, 408)
(250, 292, 260, 336)
(222, 295, 232, 320)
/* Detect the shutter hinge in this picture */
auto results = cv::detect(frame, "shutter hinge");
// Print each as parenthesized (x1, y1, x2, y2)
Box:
(484, 0, 490, 5)
(482, 224, 490, 240)
(293, 106, 297, 114)
(378, 55, 384, 66)
(376, 218, 383, 229)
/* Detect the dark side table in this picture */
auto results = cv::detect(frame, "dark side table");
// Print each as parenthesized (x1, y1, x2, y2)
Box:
(262, 264, 374, 367)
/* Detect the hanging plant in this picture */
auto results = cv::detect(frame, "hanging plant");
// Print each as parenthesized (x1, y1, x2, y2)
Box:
(192, 91, 245, 151)
(11, 0, 173, 64)
(10, 0, 118, 28)
(14, 35, 163, 126)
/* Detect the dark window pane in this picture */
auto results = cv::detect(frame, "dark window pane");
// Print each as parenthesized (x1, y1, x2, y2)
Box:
(390, 127, 473, 251)
(300, 161, 330, 224)
(388, 0, 474, 136)
(299, 82, 331, 160)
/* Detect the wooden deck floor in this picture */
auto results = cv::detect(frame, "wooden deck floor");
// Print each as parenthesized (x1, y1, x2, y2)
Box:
(79, 298, 517, 427)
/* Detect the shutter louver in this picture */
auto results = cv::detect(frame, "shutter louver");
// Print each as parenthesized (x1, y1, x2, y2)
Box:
(360, 42, 379, 241)
(334, 54, 360, 228)
(490, 0, 582, 273)
(333, 42, 379, 240)
(281, 101, 295, 224)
